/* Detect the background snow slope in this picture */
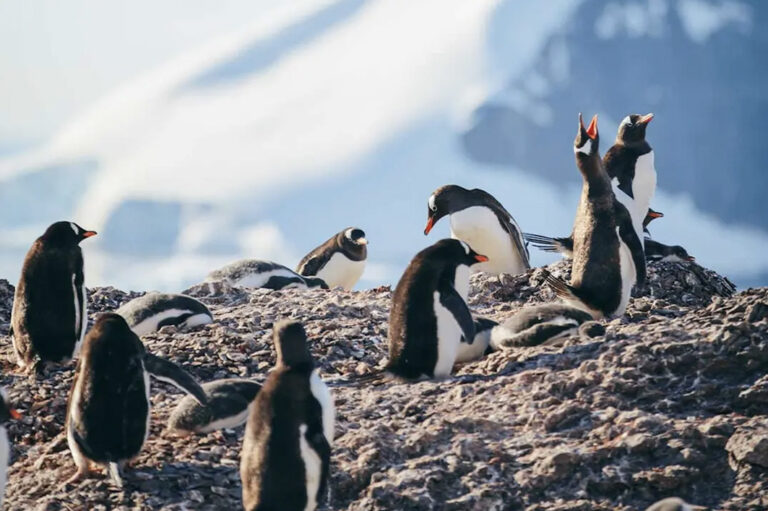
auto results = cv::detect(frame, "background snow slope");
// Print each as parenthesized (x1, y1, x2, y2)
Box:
(0, 0, 765, 291)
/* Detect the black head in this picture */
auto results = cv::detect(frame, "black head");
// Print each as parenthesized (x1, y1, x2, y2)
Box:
(0, 388, 21, 425)
(92, 312, 135, 337)
(616, 113, 653, 145)
(273, 320, 313, 367)
(305, 277, 330, 289)
(574, 113, 600, 157)
(41, 221, 97, 246)
(424, 184, 473, 235)
(426, 238, 489, 268)
(342, 227, 368, 248)
(668, 245, 695, 262)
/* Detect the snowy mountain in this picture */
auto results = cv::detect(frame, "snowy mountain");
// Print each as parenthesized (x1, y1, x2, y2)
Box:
(0, 0, 765, 292)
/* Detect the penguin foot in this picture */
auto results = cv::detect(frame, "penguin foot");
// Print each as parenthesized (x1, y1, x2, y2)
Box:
(62, 467, 91, 487)
(108, 462, 124, 488)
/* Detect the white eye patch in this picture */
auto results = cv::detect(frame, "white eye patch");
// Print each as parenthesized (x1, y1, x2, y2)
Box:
(621, 115, 631, 127)
(575, 139, 592, 155)
(459, 240, 470, 254)
(344, 228, 354, 240)
(70, 222, 79, 235)
(428, 195, 436, 211)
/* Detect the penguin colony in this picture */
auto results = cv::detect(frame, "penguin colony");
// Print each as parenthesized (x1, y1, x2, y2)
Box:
(0, 112, 705, 510)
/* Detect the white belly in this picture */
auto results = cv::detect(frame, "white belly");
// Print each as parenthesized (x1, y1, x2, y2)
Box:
(129, 308, 201, 336)
(614, 227, 636, 318)
(198, 408, 250, 433)
(432, 292, 461, 377)
(449, 207, 526, 275)
(233, 268, 307, 289)
(298, 424, 322, 511)
(455, 329, 490, 363)
(309, 370, 335, 447)
(632, 151, 656, 219)
(612, 181, 645, 245)
(316, 253, 365, 290)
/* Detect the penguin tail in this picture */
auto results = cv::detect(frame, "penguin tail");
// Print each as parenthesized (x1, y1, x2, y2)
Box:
(541, 270, 578, 302)
(523, 233, 567, 254)
(108, 462, 124, 488)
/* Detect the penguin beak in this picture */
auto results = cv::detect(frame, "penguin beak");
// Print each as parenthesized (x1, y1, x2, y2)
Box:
(358, 237, 368, 245)
(586, 115, 598, 139)
(9, 408, 21, 420)
(686, 256, 696, 262)
(638, 113, 654, 125)
(474, 254, 489, 263)
(82, 231, 97, 238)
(424, 217, 434, 235)
(648, 210, 663, 219)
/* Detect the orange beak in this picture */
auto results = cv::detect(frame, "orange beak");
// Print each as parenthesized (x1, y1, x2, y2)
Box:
(474, 254, 489, 263)
(586, 115, 598, 139)
(424, 217, 434, 235)
(9, 409, 21, 420)
(638, 113, 654, 124)
(648, 210, 663, 219)
(83, 231, 97, 238)
(686, 256, 696, 262)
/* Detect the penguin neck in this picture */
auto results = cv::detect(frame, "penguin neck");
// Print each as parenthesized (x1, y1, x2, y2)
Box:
(577, 156, 611, 195)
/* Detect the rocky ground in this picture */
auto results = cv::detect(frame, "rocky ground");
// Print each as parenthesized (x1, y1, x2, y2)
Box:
(0, 259, 766, 510)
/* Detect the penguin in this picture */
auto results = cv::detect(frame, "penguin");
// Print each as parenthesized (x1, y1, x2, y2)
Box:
(207, 260, 328, 290)
(485, 304, 592, 350)
(116, 292, 213, 336)
(455, 316, 498, 363)
(604, 113, 656, 239)
(543, 114, 646, 319)
(524, 208, 663, 259)
(645, 497, 706, 511)
(11, 221, 96, 370)
(240, 321, 334, 511)
(66, 313, 207, 487)
(424, 185, 529, 275)
(387, 239, 488, 379)
(0, 388, 21, 506)
(296, 227, 367, 290)
(167, 378, 262, 435)
(644, 239, 695, 263)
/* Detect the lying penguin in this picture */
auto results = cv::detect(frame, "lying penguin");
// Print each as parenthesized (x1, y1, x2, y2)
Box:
(644, 239, 695, 263)
(207, 260, 328, 290)
(66, 313, 207, 487)
(116, 292, 213, 336)
(167, 378, 262, 435)
(645, 497, 706, 511)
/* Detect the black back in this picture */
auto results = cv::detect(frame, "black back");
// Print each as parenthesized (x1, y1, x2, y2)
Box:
(387, 239, 484, 379)
(644, 239, 693, 262)
(603, 114, 653, 199)
(241, 321, 330, 511)
(296, 227, 367, 277)
(12, 221, 95, 365)
(117, 292, 211, 328)
(67, 313, 149, 463)
(168, 379, 262, 433)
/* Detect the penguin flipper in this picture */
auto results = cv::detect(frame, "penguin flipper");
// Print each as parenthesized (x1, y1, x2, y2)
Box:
(143, 353, 208, 405)
(523, 233, 573, 256)
(542, 270, 582, 303)
(492, 321, 578, 349)
(617, 216, 647, 287)
(497, 214, 531, 269)
(296, 253, 326, 277)
(438, 284, 475, 343)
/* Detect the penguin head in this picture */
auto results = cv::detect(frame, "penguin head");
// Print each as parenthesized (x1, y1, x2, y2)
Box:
(574, 113, 599, 157)
(92, 312, 138, 340)
(432, 239, 489, 268)
(0, 387, 21, 425)
(343, 228, 368, 247)
(667, 245, 695, 263)
(42, 221, 97, 245)
(424, 185, 471, 235)
(273, 320, 313, 368)
(643, 208, 664, 228)
(617, 113, 653, 144)
(305, 277, 330, 289)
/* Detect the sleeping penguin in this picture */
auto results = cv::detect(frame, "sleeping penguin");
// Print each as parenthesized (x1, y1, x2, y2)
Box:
(116, 292, 213, 336)
(167, 378, 262, 435)
(387, 239, 488, 379)
(240, 321, 334, 511)
(11, 221, 96, 371)
(424, 185, 529, 275)
(644, 239, 695, 263)
(207, 260, 328, 290)
(0, 388, 21, 506)
(66, 313, 207, 487)
(543, 114, 645, 319)
(486, 304, 592, 349)
(296, 227, 367, 290)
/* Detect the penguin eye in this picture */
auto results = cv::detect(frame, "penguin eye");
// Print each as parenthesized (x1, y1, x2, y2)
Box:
(428, 195, 437, 212)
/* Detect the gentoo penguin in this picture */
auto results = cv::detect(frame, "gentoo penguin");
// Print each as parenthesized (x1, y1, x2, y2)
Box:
(424, 185, 529, 275)
(240, 321, 334, 511)
(208, 260, 328, 290)
(11, 221, 96, 370)
(116, 292, 213, 336)
(524, 208, 663, 258)
(167, 378, 262, 435)
(644, 239, 695, 263)
(387, 239, 488, 379)
(455, 316, 498, 363)
(543, 114, 646, 319)
(486, 304, 592, 349)
(66, 313, 207, 487)
(296, 227, 367, 290)
(0, 388, 21, 506)
(604, 113, 656, 238)
(645, 497, 706, 511)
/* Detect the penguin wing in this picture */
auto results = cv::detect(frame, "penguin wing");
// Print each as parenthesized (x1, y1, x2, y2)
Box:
(438, 283, 475, 343)
(143, 353, 208, 405)
(523, 233, 574, 256)
(305, 400, 332, 504)
(296, 251, 329, 277)
(615, 202, 647, 286)
(496, 211, 531, 269)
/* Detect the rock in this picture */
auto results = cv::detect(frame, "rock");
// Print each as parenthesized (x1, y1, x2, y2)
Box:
(726, 420, 768, 469)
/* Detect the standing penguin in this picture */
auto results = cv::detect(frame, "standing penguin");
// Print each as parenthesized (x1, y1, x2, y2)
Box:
(296, 228, 367, 290)
(240, 321, 334, 511)
(387, 239, 488, 379)
(424, 185, 529, 275)
(66, 313, 207, 487)
(543, 114, 646, 319)
(0, 388, 21, 506)
(604, 113, 656, 238)
(11, 221, 96, 370)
